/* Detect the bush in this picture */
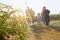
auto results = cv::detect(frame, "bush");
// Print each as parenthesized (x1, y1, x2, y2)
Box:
(50, 14, 60, 20)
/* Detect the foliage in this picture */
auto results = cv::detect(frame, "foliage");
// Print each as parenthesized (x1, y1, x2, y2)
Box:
(50, 14, 60, 20)
(0, 3, 29, 40)
(25, 7, 35, 22)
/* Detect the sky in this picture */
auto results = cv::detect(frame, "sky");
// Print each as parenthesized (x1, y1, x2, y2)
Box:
(0, 0, 60, 15)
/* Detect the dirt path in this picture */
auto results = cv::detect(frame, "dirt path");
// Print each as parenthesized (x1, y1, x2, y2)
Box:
(29, 21, 60, 40)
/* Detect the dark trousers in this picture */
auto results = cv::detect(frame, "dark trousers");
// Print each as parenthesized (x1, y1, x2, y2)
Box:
(43, 16, 50, 25)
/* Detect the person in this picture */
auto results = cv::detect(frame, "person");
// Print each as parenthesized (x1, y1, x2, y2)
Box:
(41, 6, 50, 25)
(37, 13, 41, 23)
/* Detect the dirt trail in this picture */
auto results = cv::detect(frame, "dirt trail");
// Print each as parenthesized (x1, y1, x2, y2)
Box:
(29, 23, 60, 40)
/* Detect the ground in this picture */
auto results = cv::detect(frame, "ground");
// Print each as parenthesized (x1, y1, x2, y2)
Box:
(29, 20, 60, 40)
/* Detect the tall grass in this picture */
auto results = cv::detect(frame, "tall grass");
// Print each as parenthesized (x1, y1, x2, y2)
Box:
(0, 3, 30, 40)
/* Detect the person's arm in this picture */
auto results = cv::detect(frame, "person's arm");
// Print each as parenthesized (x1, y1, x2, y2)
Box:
(46, 9, 50, 15)
(47, 9, 50, 14)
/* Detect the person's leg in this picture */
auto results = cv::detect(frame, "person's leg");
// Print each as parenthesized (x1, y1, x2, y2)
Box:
(47, 17, 50, 25)
(42, 17, 45, 24)
(46, 17, 50, 25)
(42, 16, 46, 25)
(44, 17, 48, 25)
(46, 20, 49, 25)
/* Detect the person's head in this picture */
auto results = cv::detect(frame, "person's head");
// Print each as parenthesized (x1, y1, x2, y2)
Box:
(42, 6, 46, 12)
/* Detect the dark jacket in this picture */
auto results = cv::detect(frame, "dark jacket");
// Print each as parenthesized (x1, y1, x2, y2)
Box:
(41, 9, 50, 22)
(42, 9, 50, 18)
